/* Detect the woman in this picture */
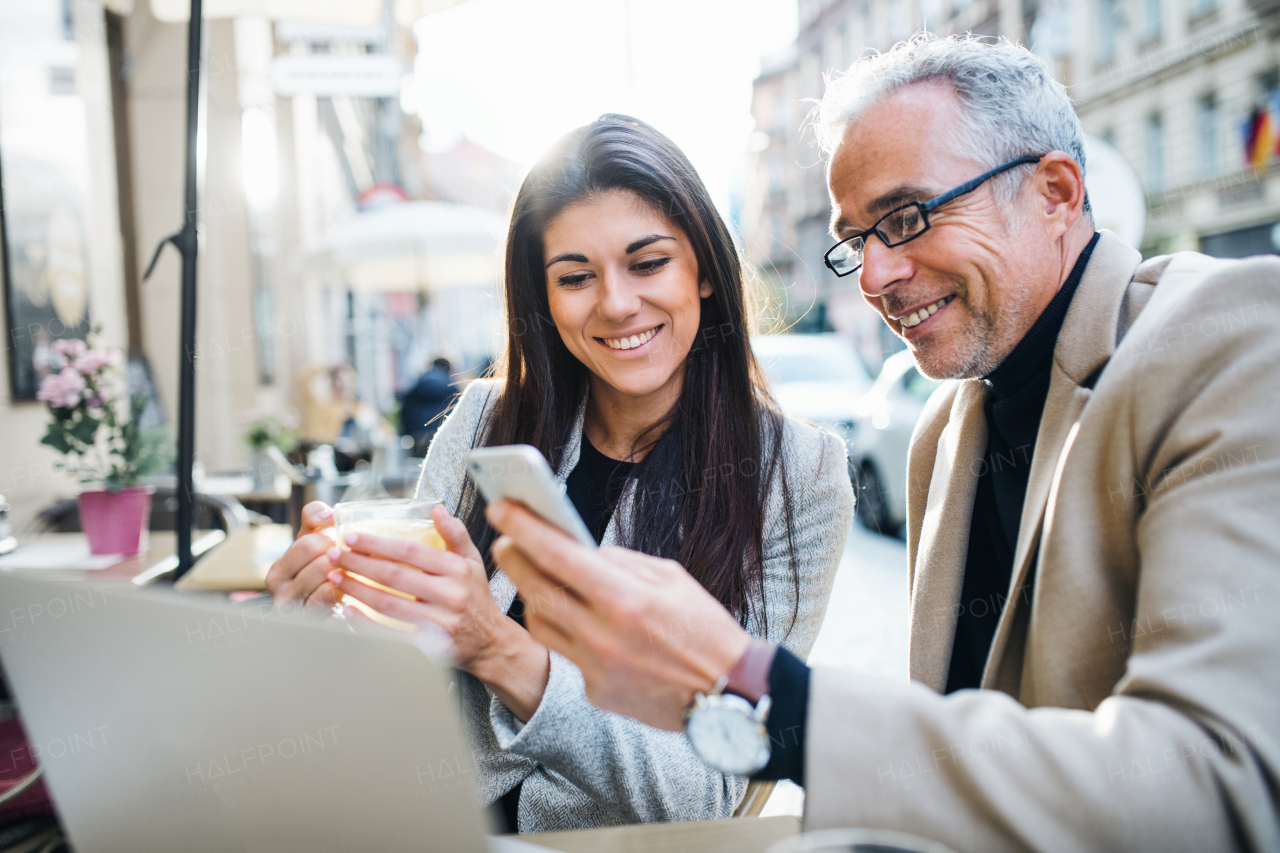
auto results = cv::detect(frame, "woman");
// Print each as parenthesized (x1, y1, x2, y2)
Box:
(267, 115, 854, 833)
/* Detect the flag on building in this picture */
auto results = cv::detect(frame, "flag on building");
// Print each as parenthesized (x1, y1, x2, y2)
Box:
(1244, 99, 1280, 171)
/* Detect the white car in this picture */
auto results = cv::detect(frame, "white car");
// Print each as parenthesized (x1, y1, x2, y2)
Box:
(847, 349, 943, 534)
(752, 332, 871, 511)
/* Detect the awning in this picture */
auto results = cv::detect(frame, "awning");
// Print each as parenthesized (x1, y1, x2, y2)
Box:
(146, 0, 474, 25)
(298, 201, 507, 292)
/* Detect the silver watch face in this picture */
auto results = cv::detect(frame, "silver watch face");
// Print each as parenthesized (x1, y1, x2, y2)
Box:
(686, 695, 771, 776)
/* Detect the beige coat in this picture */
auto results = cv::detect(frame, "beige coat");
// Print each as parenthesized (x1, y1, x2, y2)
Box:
(803, 231, 1280, 851)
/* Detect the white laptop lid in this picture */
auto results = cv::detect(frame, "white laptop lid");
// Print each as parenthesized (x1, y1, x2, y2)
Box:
(0, 573, 500, 853)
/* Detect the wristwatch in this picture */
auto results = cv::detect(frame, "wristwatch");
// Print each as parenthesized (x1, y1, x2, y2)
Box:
(684, 641, 776, 776)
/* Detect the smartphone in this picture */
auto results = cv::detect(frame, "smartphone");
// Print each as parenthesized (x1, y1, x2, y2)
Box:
(466, 445, 597, 548)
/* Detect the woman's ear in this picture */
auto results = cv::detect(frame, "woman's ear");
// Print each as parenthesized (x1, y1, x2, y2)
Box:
(698, 279, 713, 299)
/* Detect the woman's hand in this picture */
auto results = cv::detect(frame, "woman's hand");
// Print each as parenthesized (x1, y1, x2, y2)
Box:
(265, 502, 340, 610)
(327, 504, 551, 721)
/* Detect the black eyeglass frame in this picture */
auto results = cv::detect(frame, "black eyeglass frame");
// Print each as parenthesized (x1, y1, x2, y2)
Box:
(822, 155, 1044, 277)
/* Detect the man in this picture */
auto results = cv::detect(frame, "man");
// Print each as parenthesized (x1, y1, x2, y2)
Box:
(487, 35, 1280, 851)
(398, 357, 459, 457)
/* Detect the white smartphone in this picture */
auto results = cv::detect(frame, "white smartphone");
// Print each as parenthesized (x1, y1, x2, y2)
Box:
(466, 445, 597, 548)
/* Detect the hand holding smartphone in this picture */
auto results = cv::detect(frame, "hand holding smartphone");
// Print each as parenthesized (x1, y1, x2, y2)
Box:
(466, 445, 597, 548)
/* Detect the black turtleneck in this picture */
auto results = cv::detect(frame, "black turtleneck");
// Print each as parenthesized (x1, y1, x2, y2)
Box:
(944, 232, 1100, 693)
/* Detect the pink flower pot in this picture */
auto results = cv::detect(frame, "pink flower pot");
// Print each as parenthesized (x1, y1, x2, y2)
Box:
(77, 486, 155, 556)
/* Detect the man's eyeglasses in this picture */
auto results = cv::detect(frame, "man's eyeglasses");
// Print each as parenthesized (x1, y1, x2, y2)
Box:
(823, 155, 1043, 278)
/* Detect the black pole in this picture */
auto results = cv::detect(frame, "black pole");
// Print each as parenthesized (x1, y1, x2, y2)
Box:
(140, 0, 203, 579)
(174, 0, 203, 578)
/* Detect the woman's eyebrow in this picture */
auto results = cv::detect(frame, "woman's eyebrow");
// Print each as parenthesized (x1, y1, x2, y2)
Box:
(545, 252, 589, 269)
(626, 234, 673, 254)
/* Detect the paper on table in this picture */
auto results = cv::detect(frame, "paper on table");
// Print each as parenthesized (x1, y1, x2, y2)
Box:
(0, 542, 122, 571)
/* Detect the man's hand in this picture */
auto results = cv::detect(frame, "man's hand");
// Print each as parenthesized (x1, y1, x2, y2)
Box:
(486, 500, 750, 732)
(265, 502, 340, 609)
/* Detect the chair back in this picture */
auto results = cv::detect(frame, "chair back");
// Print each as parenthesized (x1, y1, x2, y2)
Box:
(34, 489, 248, 536)
(733, 780, 776, 818)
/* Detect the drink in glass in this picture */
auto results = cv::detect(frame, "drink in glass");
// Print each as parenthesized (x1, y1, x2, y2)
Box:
(330, 498, 445, 632)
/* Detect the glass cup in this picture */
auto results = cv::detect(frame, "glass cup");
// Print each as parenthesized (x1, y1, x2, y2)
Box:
(330, 498, 445, 632)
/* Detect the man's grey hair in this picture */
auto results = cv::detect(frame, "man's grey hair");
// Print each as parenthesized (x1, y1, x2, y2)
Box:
(817, 33, 1091, 216)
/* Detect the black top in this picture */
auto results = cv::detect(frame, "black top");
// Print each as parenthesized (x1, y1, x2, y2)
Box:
(754, 234, 1102, 787)
(505, 437, 634, 632)
(497, 436, 633, 833)
(944, 231, 1099, 693)
(565, 436, 637, 545)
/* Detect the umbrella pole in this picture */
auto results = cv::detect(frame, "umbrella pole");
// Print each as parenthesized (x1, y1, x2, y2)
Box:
(174, 0, 203, 578)
(139, 0, 203, 578)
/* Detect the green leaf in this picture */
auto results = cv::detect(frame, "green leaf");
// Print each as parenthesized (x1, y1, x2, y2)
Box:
(69, 414, 100, 446)
(41, 431, 74, 455)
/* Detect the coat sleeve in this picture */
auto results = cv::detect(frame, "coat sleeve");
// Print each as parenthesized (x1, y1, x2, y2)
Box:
(487, 419, 855, 824)
(803, 261, 1280, 852)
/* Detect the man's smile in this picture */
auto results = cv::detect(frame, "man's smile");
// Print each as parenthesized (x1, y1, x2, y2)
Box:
(889, 294, 955, 332)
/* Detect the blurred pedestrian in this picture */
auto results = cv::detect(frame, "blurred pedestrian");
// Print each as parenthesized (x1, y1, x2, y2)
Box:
(398, 357, 459, 457)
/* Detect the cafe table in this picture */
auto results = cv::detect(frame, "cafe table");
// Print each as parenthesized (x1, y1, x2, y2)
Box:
(518, 815, 800, 853)
(0, 529, 226, 585)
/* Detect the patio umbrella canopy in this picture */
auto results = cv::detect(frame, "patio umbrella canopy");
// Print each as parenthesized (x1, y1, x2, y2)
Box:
(299, 201, 507, 292)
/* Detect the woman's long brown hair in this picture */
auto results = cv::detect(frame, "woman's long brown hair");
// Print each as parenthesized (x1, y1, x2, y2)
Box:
(457, 114, 797, 634)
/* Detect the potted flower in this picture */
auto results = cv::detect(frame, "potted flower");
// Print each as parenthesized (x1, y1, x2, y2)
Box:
(241, 412, 298, 490)
(38, 338, 173, 555)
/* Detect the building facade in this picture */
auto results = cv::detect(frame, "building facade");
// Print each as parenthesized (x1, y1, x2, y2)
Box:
(1064, 0, 1280, 258)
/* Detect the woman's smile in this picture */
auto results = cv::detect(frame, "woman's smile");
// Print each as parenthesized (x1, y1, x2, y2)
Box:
(597, 324, 663, 352)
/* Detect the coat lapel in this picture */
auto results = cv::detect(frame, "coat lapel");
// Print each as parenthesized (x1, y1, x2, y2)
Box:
(983, 232, 1142, 690)
(908, 379, 988, 691)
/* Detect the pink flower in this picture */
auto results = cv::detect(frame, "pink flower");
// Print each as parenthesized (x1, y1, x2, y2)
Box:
(53, 338, 87, 359)
(74, 349, 117, 374)
(37, 367, 86, 409)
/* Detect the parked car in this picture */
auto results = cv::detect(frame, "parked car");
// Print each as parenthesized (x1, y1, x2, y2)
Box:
(847, 349, 943, 535)
(752, 332, 871, 513)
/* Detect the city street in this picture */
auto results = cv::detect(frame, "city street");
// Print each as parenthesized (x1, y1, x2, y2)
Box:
(763, 521, 909, 816)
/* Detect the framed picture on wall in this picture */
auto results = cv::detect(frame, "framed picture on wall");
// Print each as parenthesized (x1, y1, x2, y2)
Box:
(0, 0, 94, 401)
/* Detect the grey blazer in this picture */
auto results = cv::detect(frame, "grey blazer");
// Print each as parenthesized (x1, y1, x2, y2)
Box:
(415, 379, 854, 832)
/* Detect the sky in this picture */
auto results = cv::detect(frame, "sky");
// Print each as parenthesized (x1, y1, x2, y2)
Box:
(411, 0, 799, 218)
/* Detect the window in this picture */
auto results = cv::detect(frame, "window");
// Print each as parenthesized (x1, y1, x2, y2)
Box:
(889, 0, 911, 42)
(1143, 0, 1162, 40)
(1191, 0, 1217, 17)
(1198, 94, 1219, 178)
(1146, 113, 1165, 190)
(824, 27, 843, 75)
(845, 13, 866, 66)
(1098, 0, 1118, 63)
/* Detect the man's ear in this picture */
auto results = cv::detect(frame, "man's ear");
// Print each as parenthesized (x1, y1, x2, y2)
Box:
(698, 279, 713, 299)
(1034, 151, 1086, 236)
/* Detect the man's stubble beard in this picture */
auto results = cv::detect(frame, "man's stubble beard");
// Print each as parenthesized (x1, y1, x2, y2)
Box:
(910, 275, 1040, 381)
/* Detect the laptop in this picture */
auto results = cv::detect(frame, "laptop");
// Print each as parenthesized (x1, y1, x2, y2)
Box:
(0, 572, 544, 853)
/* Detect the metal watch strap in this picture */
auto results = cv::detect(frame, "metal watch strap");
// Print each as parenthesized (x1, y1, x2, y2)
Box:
(723, 639, 776, 705)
